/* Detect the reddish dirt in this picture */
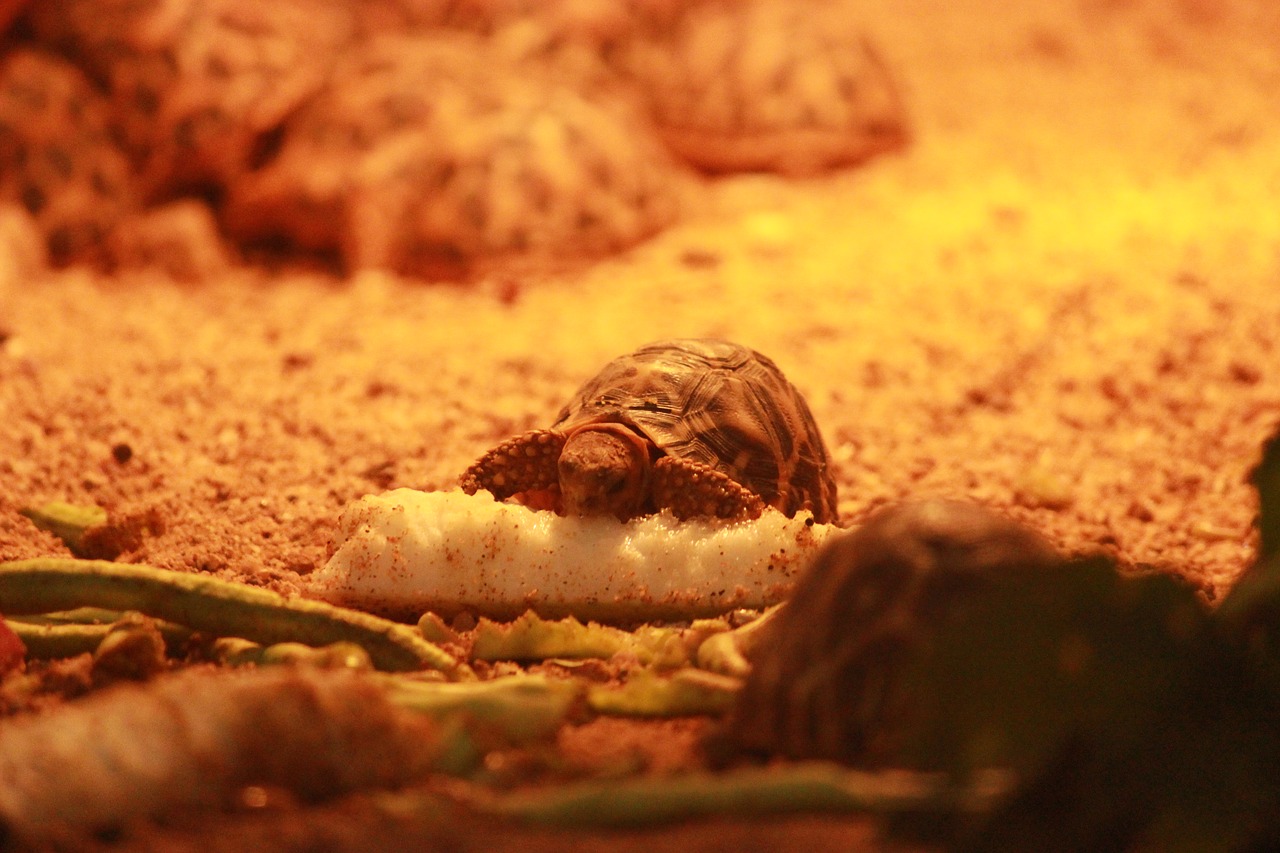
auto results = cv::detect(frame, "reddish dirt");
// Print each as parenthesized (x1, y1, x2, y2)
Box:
(3, 0, 1280, 849)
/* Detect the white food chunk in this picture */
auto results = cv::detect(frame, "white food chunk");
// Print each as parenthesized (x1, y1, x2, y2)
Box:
(310, 489, 839, 622)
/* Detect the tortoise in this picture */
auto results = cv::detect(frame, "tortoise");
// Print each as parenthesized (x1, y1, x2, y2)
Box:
(223, 33, 685, 279)
(30, 0, 354, 194)
(0, 49, 137, 267)
(461, 338, 839, 523)
(613, 0, 910, 176)
(711, 499, 1063, 767)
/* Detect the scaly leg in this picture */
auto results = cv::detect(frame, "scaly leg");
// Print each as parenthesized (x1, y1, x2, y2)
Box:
(651, 456, 765, 522)
(460, 430, 565, 501)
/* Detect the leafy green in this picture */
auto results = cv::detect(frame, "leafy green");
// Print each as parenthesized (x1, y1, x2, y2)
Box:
(964, 623, 1280, 853)
(469, 609, 725, 668)
(1250, 428, 1280, 565)
(892, 557, 1209, 778)
(1217, 428, 1280, 659)
(938, 425, 1280, 851)
(587, 668, 740, 717)
(19, 502, 107, 556)
(473, 762, 1006, 828)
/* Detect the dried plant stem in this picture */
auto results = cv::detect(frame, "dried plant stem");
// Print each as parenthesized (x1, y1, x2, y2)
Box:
(0, 558, 460, 675)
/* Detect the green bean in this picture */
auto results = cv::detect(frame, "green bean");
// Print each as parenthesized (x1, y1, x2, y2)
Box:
(8, 618, 190, 660)
(478, 762, 1010, 828)
(0, 558, 461, 675)
(211, 638, 374, 670)
(5, 607, 124, 626)
(18, 502, 106, 556)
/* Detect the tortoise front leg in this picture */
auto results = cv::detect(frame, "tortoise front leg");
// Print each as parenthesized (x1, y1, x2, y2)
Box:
(460, 430, 565, 501)
(651, 456, 765, 522)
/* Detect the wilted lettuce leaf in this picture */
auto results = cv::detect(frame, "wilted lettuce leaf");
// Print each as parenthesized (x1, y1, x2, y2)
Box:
(941, 424, 1280, 852)
(890, 557, 1209, 778)
(588, 668, 740, 717)
(881, 554, 1280, 851)
(1217, 427, 1280, 650)
(1249, 427, 1280, 565)
(963, 620, 1280, 853)
(469, 609, 714, 668)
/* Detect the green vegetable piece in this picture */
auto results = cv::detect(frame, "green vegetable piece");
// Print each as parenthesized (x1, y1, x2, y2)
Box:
(416, 611, 459, 645)
(0, 558, 460, 675)
(892, 558, 1209, 778)
(8, 613, 191, 660)
(1250, 428, 1280, 565)
(259, 641, 373, 671)
(588, 668, 740, 717)
(966, 619, 1280, 853)
(91, 615, 167, 680)
(210, 636, 264, 666)
(479, 762, 1006, 828)
(1219, 429, 1280, 649)
(696, 606, 778, 677)
(377, 674, 586, 745)
(7, 607, 127, 626)
(19, 502, 107, 556)
(470, 610, 690, 668)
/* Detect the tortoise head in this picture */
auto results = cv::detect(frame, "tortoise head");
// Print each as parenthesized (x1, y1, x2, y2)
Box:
(558, 423, 653, 521)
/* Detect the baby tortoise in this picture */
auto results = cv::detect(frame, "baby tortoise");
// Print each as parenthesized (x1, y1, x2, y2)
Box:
(29, 0, 355, 195)
(712, 499, 1062, 767)
(223, 33, 684, 279)
(461, 338, 838, 523)
(615, 0, 910, 175)
(0, 49, 137, 267)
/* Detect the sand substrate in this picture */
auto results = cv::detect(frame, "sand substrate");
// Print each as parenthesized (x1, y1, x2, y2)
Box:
(3, 0, 1280, 849)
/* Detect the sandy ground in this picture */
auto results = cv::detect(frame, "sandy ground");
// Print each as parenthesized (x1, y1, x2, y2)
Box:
(2, 0, 1280, 848)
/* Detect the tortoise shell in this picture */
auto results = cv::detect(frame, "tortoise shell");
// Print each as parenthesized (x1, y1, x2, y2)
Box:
(552, 338, 838, 523)
(614, 0, 910, 176)
(713, 500, 1063, 766)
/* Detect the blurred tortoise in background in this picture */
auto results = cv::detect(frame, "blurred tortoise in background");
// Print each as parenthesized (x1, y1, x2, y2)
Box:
(462, 338, 839, 523)
(4, 0, 909, 278)
(712, 499, 1062, 766)
(0, 49, 137, 267)
(614, 0, 910, 176)
(221, 33, 684, 280)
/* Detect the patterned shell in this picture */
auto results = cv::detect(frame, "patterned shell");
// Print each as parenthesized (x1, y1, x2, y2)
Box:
(553, 339, 838, 523)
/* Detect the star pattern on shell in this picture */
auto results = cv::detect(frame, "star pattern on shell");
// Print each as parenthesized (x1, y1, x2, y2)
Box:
(461, 338, 839, 524)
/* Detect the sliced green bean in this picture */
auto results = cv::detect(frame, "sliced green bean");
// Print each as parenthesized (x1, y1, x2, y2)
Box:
(479, 762, 1010, 828)
(19, 503, 106, 556)
(0, 558, 460, 675)
(8, 618, 191, 660)
(6, 607, 127, 626)
(210, 637, 373, 671)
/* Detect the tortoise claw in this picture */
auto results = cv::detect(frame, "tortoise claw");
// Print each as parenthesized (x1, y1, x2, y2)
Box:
(460, 429, 565, 501)
(652, 456, 765, 522)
